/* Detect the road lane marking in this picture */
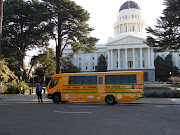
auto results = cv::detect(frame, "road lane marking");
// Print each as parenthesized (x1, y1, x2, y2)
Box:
(0, 104, 8, 105)
(68, 106, 100, 108)
(54, 111, 92, 114)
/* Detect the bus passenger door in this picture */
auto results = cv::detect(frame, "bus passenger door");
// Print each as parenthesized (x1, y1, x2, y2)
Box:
(98, 76, 104, 94)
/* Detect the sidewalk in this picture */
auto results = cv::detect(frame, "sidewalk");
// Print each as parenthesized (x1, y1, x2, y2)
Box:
(0, 94, 51, 103)
(1, 94, 180, 104)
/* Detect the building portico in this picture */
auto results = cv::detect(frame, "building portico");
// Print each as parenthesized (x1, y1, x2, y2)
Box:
(107, 47, 154, 70)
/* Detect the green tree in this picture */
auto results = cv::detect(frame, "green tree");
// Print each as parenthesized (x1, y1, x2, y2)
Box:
(155, 55, 166, 81)
(2, 0, 50, 76)
(95, 54, 107, 72)
(164, 54, 178, 77)
(61, 53, 81, 73)
(43, 0, 99, 74)
(155, 54, 178, 81)
(32, 48, 56, 82)
(146, 0, 180, 51)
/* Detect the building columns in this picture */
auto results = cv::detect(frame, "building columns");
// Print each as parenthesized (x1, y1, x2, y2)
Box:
(133, 48, 135, 69)
(96, 53, 98, 68)
(74, 54, 77, 66)
(148, 48, 151, 68)
(81, 54, 84, 71)
(111, 49, 113, 69)
(140, 48, 143, 69)
(176, 53, 179, 68)
(89, 54, 91, 71)
(118, 49, 121, 69)
(108, 50, 110, 69)
(151, 48, 155, 68)
(125, 48, 128, 69)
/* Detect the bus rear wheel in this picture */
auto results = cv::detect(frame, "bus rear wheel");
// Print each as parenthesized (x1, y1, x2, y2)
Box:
(105, 95, 116, 105)
(52, 94, 61, 103)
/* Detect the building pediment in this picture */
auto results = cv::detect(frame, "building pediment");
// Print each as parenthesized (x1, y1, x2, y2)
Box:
(107, 35, 146, 46)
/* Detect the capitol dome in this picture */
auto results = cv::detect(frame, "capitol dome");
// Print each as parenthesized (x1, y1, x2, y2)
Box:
(113, 0, 146, 38)
(119, 1, 141, 11)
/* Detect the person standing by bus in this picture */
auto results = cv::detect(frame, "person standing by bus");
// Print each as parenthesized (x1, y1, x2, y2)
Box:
(36, 83, 43, 103)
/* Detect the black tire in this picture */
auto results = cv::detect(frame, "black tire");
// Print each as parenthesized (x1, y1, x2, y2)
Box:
(105, 95, 116, 105)
(61, 101, 67, 104)
(52, 94, 61, 103)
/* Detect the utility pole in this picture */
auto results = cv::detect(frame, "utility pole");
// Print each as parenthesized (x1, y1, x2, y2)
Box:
(0, 0, 4, 98)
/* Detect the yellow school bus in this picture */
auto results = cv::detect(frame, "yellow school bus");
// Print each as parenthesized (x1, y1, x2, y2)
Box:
(47, 71, 144, 105)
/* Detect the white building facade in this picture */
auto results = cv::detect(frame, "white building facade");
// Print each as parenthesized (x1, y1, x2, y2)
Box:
(63, 1, 180, 82)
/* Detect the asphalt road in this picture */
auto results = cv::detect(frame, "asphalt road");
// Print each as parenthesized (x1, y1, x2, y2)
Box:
(0, 101, 180, 135)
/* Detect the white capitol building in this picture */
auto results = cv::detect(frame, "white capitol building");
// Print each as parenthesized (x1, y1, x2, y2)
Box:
(63, 0, 180, 82)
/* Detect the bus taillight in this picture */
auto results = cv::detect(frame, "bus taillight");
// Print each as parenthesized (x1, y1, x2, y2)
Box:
(133, 84, 140, 89)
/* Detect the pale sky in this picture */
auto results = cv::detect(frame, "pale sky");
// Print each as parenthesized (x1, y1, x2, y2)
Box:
(72, 0, 165, 44)
(25, 0, 165, 63)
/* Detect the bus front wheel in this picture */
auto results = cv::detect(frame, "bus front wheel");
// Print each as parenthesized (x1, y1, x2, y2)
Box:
(52, 94, 61, 103)
(105, 95, 116, 105)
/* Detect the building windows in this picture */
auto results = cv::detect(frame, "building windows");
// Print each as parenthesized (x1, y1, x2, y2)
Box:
(133, 26, 135, 32)
(86, 63, 88, 70)
(123, 16, 124, 19)
(92, 57, 94, 60)
(128, 61, 133, 68)
(143, 61, 145, 67)
(121, 61, 123, 68)
(135, 15, 137, 18)
(138, 60, 140, 67)
(125, 15, 127, 19)
(126, 26, 127, 32)
(92, 62, 95, 69)
(142, 51, 145, 57)
(117, 61, 118, 68)
(132, 15, 134, 18)
(79, 63, 81, 68)
(120, 52, 123, 58)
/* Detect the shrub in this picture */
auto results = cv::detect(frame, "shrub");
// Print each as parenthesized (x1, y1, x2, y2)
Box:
(169, 76, 180, 84)
(0, 60, 19, 94)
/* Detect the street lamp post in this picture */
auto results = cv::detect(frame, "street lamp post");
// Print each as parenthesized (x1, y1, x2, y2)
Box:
(19, 71, 23, 94)
(32, 72, 34, 93)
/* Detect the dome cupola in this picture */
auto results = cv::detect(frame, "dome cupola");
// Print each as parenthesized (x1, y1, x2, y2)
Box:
(119, 1, 141, 12)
